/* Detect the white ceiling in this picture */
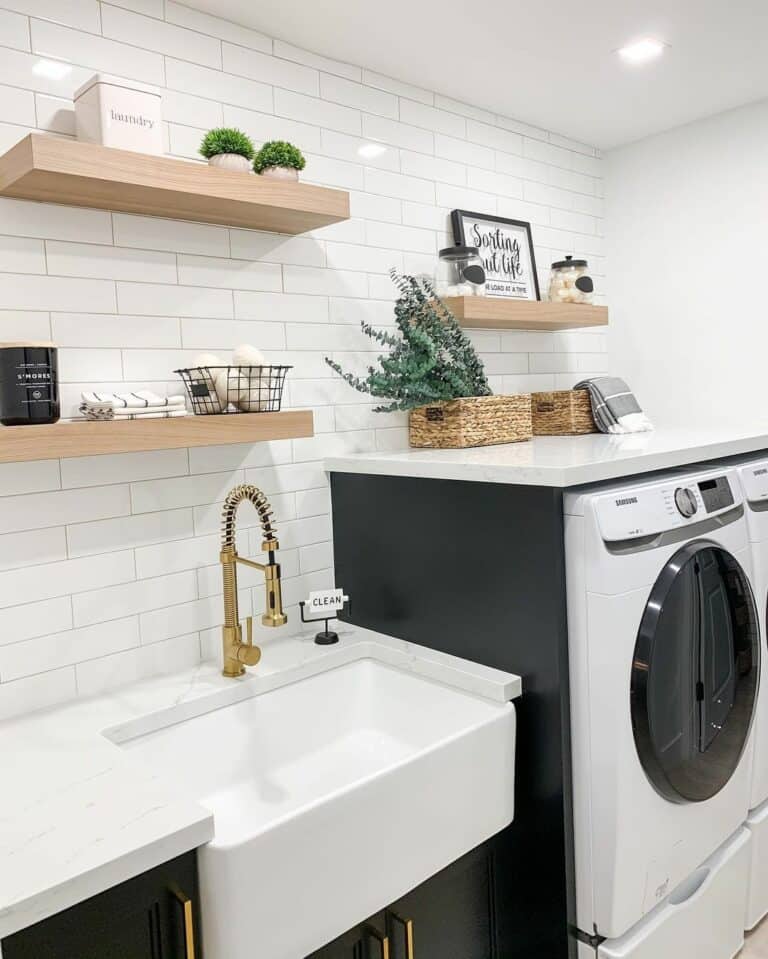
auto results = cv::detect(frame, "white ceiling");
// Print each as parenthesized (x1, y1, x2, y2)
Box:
(189, 0, 768, 148)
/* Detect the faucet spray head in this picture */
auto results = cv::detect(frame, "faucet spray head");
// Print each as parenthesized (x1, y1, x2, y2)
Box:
(262, 540, 287, 627)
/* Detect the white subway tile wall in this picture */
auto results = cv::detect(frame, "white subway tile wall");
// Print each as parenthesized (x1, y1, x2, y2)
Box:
(0, 1, 607, 715)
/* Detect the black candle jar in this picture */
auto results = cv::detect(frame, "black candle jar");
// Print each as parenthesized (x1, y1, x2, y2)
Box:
(0, 342, 60, 426)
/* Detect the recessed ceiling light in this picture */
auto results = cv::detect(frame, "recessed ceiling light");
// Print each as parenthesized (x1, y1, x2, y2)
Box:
(617, 38, 666, 64)
(357, 142, 387, 159)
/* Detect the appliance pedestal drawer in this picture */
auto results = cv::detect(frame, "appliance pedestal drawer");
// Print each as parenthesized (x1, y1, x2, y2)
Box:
(579, 829, 750, 959)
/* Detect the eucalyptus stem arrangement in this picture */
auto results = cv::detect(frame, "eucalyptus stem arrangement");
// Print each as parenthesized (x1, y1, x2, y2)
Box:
(325, 271, 491, 412)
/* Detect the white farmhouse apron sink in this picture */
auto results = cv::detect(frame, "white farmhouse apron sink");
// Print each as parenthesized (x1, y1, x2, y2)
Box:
(121, 658, 516, 959)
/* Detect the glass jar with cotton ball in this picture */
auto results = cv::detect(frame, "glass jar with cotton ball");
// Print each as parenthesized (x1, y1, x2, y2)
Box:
(175, 346, 291, 415)
(548, 255, 594, 304)
(435, 244, 486, 297)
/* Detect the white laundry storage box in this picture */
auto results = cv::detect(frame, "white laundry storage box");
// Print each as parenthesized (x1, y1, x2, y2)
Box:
(74, 74, 162, 154)
(576, 828, 750, 959)
(746, 801, 768, 930)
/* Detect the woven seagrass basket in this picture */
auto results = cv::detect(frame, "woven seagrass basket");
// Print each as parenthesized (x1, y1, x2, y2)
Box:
(409, 394, 532, 449)
(531, 389, 597, 435)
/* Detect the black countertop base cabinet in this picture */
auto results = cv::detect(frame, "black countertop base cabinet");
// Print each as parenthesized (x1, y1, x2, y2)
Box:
(2, 852, 200, 959)
(330, 473, 575, 959)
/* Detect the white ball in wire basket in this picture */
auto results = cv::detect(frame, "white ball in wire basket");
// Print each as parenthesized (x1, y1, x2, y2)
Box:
(192, 352, 223, 367)
(232, 344, 270, 410)
(213, 369, 250, 411)
(232, 343, 267, 366)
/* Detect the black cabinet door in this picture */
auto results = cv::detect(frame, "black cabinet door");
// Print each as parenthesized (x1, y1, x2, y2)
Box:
(306, 912, 387, 959)
(306, 847, 494, 959)
(387, 846, 493, 959)
(305, 923, 367, 959)
(2, 852, 200, 959)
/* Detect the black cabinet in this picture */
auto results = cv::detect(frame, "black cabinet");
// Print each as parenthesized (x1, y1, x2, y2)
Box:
(307, 912, 388, 959)
(331, 473, 575, 958)
(306, 846, 494, 959)
(388, 846, 493, 959)
(2, 852, 200, 959)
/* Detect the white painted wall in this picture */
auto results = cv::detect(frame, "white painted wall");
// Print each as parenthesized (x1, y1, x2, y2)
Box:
(605, 99, 768, 429)
(0, 1, 606, 718)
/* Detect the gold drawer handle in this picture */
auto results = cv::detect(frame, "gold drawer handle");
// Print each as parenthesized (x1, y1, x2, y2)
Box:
(171, 885, 196, 959)
(388, 911, 414, 959)
(365, 923, 390, 959)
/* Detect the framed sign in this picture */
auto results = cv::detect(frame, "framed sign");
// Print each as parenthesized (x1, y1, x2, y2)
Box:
(451, 210, 540, 300)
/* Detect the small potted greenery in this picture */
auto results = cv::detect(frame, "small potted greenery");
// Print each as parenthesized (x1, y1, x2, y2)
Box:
(199, 127, 255, 173)
(253, 140, 306, 181)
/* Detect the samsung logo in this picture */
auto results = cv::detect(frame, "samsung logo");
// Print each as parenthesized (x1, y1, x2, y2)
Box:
(615, 496, 638, 507)
(755, 468, 768, 476)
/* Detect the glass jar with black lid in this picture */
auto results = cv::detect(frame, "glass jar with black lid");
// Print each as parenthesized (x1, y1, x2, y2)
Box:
(0, 341, 60, 426)
(436, 244, 486, 297)
(549, 254, 594, 304)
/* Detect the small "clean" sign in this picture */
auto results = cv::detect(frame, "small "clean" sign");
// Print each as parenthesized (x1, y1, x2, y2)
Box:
(306, 588, 348, 613)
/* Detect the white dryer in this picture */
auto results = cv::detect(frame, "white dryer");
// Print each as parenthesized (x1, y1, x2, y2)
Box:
(565, 466, 759, 957)
(731, 454, 768, 929)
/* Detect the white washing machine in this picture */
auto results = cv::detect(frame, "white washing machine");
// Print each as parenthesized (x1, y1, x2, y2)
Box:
(565, 466, 759, 957)
(731, 454, 768, 929)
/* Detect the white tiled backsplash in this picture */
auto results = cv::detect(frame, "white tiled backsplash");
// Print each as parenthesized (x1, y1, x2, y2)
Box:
(0, 1, 607, 717)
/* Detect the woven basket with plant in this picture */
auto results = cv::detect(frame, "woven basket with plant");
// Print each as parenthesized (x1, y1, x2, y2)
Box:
(325, 271, 531, 449)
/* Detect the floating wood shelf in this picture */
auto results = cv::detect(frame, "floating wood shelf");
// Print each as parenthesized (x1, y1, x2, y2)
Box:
(0, 410, 314, 463)
(444, 297, 608, 331)
(0, 135, 350, 234)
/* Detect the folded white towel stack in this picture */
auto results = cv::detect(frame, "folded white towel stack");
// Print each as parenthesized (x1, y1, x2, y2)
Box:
(81, 408, 188, 421)
(81, 390, 186, 409)
(79, 390, 188, 421)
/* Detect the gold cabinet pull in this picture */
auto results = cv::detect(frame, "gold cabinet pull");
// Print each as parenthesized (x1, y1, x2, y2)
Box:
(171, 886, 196, 959)
(388, 911, 414, 959)
(365, 924, 390, 959)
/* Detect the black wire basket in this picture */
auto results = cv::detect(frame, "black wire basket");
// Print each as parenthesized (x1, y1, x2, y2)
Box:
(175, 365, 291, 415)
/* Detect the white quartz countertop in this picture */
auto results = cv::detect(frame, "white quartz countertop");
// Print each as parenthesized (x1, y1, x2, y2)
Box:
(326, 428, 768, 488)
(0, 626, 520, 941)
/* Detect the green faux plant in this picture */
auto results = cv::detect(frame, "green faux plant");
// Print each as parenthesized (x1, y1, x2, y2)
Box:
(325, 271, 491, 412)
(253, 140, 306, 174)
(199, 127, 255, 160)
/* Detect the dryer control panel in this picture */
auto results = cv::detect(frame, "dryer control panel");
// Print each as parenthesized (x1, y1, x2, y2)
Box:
(594, 471, 739, 542)
(697, 475, 735, 513)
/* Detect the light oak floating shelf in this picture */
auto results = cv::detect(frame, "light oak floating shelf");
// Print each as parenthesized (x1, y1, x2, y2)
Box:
(0, 410, 314, 464)
(0, 135, 350, 234)
(444, 297, 608, 331)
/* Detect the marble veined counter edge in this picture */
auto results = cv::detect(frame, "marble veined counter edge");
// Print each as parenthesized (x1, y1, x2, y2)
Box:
(325, 429, 768, 488)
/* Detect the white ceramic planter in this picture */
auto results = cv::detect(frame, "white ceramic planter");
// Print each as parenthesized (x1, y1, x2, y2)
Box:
(208, 153, 251, 173)
(259, 166, 299, 181)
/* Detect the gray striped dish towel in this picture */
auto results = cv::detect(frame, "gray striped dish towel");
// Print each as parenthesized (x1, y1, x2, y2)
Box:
(573, 377, 654, 434)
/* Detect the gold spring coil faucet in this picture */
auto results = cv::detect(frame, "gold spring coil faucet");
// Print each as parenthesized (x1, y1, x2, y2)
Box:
(220, 483, 288, 678)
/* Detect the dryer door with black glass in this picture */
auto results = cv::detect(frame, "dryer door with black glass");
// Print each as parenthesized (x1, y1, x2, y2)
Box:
(631, 542, 759, 804)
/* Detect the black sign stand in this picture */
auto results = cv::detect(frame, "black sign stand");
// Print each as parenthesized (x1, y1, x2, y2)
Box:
(299, 598, 351, 645)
